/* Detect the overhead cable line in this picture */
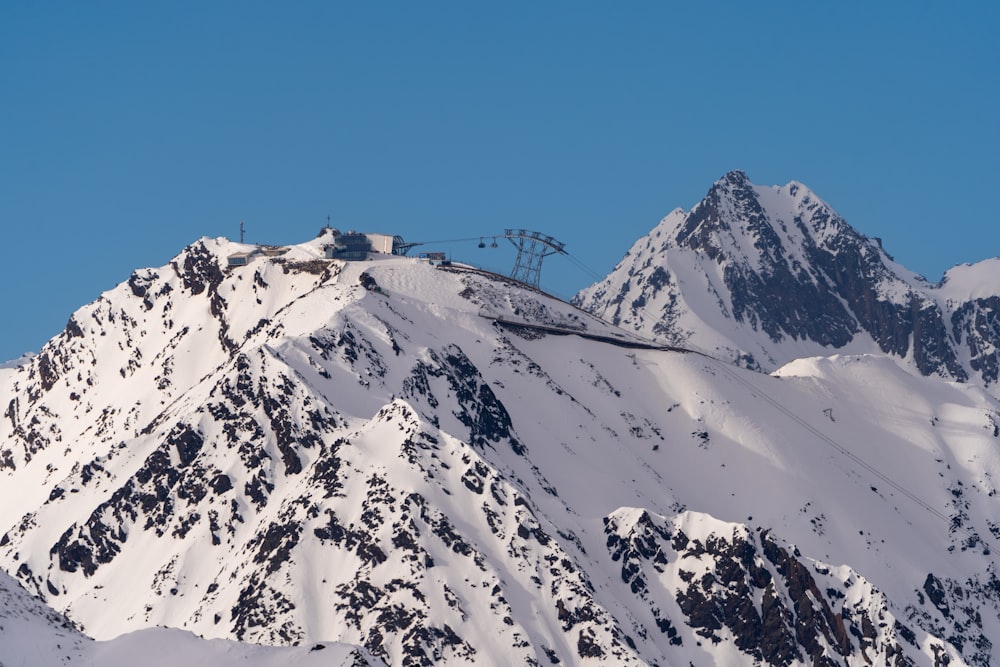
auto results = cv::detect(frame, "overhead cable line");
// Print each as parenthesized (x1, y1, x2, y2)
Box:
(562, 252, 605, 282)
(414, 236, 486, 246)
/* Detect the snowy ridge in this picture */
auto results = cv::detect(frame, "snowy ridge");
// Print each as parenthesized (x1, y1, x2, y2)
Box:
(0, 229, 998, 665)
(0, 354, 33, 370)
(0, 568, 379, 667)
(0, 567, 88, 666)
(575, 171, 1000, 391)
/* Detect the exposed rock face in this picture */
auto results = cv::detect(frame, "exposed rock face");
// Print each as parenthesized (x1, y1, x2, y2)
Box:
(603, 509, 956, 667)
(575, 171, 999, 388)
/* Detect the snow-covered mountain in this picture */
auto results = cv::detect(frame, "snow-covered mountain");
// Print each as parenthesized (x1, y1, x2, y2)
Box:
(0, 228, 997, 665)
(575, 170, 1000, 391)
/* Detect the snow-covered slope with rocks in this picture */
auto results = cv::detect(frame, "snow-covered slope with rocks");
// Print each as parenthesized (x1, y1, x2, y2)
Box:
(575, 170, 1000, 391)
(0, 567, 379, 666)
(0, 229, 997, 665)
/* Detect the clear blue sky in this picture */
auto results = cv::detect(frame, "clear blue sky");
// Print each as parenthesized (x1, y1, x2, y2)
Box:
(2, 2, 997, 361)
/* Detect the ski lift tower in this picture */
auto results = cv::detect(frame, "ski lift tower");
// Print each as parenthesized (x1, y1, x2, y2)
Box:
(503, 229, 566, 289)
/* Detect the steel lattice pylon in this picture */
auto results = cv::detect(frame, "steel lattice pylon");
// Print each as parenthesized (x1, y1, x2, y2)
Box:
(503, 229, 566, 289)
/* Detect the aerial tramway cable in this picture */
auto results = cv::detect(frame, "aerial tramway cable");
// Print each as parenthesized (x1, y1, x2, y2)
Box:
(562, 252, 605, 282)
(403, 232, 605, 288)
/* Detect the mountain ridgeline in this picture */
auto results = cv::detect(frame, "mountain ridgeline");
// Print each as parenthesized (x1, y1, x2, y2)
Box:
(0, 192, 998, 666)
(576, 170, 1000, 389)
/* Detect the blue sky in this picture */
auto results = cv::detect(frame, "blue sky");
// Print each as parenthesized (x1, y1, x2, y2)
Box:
(2, 2, 997, 361)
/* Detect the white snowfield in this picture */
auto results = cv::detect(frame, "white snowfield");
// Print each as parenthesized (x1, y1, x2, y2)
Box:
(0, 225, 995, 666)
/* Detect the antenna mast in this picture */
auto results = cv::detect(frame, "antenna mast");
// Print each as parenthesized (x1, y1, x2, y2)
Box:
(240, 220, 246, 244)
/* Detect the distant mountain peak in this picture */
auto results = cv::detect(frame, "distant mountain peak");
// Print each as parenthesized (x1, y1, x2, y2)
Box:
(720, 168, 750, 184)
(576, 172, 1000, 388)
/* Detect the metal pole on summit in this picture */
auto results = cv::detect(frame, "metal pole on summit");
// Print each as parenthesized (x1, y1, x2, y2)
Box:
(240, 220, 245, 244)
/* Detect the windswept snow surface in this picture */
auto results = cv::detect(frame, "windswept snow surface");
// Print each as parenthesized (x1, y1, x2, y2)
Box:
(0, 230, 996, 665)
(938, 258, 1000, 301)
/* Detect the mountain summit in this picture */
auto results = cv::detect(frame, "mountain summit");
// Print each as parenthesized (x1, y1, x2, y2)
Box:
(575, 171, 1000, 389)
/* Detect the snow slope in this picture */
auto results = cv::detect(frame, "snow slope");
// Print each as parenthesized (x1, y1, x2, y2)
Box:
(0, 229, 996, 665)
(0, 568, 380, 667)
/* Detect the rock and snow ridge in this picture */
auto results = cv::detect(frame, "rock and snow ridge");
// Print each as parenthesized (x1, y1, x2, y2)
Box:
(0, 227, 996, 665)
(0, 567, 380, 666)
(575, 170, 1000, 391)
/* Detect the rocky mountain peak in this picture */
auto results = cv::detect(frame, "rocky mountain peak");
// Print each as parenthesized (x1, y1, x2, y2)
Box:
(697, 169, 753, 207)
(576, 172, 999, 388)
(715, 168, 752, 190)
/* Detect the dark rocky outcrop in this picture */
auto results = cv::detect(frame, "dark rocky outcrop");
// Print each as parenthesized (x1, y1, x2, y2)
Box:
(604, 510, 933, 667)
